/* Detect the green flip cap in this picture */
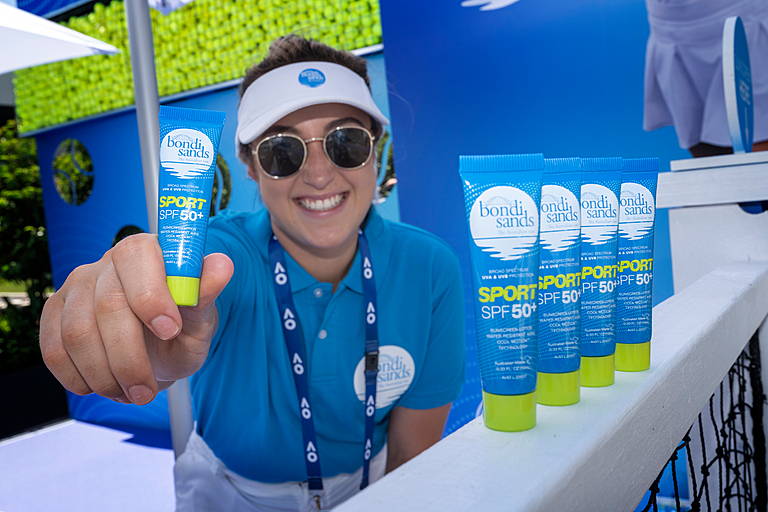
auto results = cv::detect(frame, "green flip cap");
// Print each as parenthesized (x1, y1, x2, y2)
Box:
(537, 370, 580, 406)
(482, 390, 536, 432)
(581, 355, 615, 387)
(615, 342, 651, 372)
(167, 276, 200, 307)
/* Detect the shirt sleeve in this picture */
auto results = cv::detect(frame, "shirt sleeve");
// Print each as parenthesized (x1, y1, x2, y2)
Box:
(396, 244, 466, 410)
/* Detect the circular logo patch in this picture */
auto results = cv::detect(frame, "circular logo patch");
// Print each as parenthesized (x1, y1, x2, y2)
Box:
(298, 68, 326, 88)
(353, 345, 415, 408)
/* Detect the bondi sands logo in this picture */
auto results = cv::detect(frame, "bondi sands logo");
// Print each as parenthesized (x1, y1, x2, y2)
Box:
(470, 186, 538, 260)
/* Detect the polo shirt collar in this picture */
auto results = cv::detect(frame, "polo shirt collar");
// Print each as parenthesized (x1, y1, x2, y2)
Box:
(249, 207, 391, 295)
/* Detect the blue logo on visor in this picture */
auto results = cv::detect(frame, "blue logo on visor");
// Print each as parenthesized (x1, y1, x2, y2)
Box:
(298, 68, 326, 88)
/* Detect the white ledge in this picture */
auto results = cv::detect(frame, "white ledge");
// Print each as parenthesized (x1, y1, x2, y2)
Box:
(657, 154, 768, 209)
(337, 263, 768, 512)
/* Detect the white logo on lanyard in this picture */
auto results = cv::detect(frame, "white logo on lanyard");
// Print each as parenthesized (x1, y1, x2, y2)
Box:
(292, 353, 305, 375)
(366, 302, 376, 325)
(283, 308, 297, 331)
(274, 261, 288, 286)
(363, 256, 373, 280)
(300, 397, 312, 419)
(306, 441, 318, 463)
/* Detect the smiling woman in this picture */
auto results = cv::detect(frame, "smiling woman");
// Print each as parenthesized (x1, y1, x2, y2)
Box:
(39, 34, 466, 512)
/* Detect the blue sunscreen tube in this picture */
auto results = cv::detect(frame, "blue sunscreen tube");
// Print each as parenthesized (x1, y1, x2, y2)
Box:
(459, 153, 543, 432)
(158, 105, 226, 306)
(615, 158, 660, 372)
(579, 157, 622, 387)
(537, 158, 582, 406)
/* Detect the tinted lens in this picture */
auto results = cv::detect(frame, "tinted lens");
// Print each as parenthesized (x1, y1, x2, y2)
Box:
(324, 127, 372, 168)
(257, 136, 305, 177)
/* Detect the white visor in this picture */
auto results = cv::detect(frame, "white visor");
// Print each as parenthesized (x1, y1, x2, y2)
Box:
(236, 61, 390, 146)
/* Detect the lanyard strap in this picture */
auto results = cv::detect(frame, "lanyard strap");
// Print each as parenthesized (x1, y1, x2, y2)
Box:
(268, 229, 379, 500)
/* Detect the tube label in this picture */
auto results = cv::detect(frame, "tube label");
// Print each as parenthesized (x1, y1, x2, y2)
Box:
(616, 172, 658, 344)
(538, 175, 581, 374)
(158, 106, 225, 285)
(463, 174, 542, 397)
(579, 176, 621, 358)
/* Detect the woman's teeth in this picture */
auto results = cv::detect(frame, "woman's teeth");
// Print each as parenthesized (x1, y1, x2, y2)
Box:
(298, 193, 346, 212)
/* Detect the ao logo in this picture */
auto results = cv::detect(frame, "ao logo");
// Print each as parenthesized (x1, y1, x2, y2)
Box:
(461, 0, 521, 11)
(354, 346, 416, 408)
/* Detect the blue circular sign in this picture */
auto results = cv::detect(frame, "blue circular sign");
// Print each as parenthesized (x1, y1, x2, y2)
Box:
(298, 68, 326, 88)
(722, 16, 754, 153)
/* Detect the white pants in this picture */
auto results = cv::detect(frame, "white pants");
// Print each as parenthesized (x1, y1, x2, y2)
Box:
(174, 430, 387, 512)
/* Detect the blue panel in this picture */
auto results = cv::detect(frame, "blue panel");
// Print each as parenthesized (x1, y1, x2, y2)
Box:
(17, 0, 84, 17)
(379, 0, 688, 435)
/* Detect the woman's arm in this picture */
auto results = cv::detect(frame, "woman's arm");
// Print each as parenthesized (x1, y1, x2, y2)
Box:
(385, 403, 452, 472)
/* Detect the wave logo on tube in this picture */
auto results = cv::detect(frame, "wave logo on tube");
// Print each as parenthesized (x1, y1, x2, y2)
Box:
(581, 184, 619, 245)
(540, 185, 580, 252)
(460, 0, 521, 11)
(470, 186, 539, 260)
(160, 129, 214, 180)
(619, 183, 655, 240)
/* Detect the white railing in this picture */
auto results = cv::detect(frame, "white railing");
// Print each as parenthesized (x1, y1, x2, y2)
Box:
(336, 262, 768, 512)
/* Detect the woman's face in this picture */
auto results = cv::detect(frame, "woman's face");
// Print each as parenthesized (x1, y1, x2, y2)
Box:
(248, 103, 377, 258)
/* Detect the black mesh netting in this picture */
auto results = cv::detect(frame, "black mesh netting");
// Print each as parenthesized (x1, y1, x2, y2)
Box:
(637, 334, 767, 512)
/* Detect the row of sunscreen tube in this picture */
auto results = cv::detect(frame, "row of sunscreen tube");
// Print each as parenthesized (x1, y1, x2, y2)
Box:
(459, 153, 660, 432)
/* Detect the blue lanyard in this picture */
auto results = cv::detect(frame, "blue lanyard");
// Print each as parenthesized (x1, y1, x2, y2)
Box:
(268, 229, 379, 505)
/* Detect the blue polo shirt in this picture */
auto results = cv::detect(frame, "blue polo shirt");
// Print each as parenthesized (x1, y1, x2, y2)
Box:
(191, 208, 465, 483)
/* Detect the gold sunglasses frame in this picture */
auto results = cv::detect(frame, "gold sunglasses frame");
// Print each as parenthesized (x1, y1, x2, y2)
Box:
(252, 126, 375, 180)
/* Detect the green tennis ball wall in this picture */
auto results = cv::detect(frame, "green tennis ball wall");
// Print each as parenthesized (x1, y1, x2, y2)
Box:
(14, 0, 382, 133)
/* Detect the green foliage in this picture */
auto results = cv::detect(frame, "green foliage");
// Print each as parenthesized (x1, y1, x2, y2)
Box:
(14, 0, 383, 132)
(0, 120, 52, 373)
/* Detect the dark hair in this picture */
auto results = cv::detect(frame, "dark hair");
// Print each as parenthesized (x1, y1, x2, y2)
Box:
(237, 35, 380, 164)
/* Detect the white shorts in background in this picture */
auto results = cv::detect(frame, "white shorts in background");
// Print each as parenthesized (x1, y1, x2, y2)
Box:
(644, 0, 768, 149)
(173, 430, 387, 512)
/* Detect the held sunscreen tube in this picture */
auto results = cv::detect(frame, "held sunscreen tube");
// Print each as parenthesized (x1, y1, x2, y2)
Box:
(615, 158, 660, 372)
(459, 153, 543, 432)
(579, 157, 622, 387)
(158, 106, 226, 306)
(537, 158, 582, 406)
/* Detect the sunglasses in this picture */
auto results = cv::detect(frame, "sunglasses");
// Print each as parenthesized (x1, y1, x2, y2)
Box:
(252, 126, 375, 179)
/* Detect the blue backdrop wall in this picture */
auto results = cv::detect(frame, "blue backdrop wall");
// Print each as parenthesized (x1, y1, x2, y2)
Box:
(378, 0, 689, 433)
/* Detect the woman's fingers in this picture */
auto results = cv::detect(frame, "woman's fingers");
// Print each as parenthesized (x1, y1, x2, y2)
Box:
(149, 253, 234, 382)
(59, 280, 129, 402)
(94, 260, 158, 405)
(39, 292, 92, 397)
(110, 233, 182, 341)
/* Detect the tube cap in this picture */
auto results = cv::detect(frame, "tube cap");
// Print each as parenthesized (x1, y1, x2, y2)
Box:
(615, 342, 651, 372)
(167, 276, 200, 307)
(482, 390, 536, 432)
(537, 370, 580, 406)
(581, 355, 615, 387)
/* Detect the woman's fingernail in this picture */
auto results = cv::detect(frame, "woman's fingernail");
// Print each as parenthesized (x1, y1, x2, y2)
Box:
(128, 385, 153, 405)
(151, 315, 180, 340)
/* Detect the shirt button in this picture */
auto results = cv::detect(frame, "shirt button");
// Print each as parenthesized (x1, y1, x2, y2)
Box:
(318, 329, 328, 340)
(313, 288, 323, 298)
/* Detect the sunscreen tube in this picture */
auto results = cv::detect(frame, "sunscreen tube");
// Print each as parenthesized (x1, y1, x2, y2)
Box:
(459, 153, 543, 432)
(158, 106, 226, 306)
(579, 157, 622, 387)
(615, 158, 660, 372)
(537, 158, 582, 406)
